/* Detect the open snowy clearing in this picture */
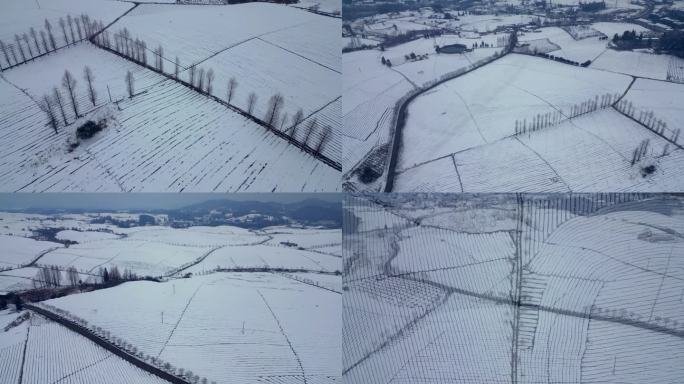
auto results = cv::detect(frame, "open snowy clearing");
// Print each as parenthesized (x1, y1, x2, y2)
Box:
(623, 78, 684, 131)
(592, 50, 684, 80)
(45, 272, 341, 384)
(343, 193, 684, 384)
(518, 27, 607, 62)
(111, 3, 322, 66)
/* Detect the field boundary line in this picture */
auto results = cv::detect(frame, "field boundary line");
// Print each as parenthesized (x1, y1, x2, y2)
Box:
(256, 37, 340, 74)
(450, 155, 465, 192)
(156, 284, 204, 358)
(257, 289, 308, 384)
(513, 137, 572, 192)
(17, 325, 29, 384)
(275, 271, 341, 294)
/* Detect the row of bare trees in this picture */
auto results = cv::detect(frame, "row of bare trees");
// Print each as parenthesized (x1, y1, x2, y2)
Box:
(631, 138, 651, 165)
(41, 68, 99, 133)
(615, 99, 681, 145)
(32, 265, 80, 288)
(0, 14, 103, 70)
(514, 93, 622, 136)
(40, 301, 216, 384)
(103, 28, 334, 157)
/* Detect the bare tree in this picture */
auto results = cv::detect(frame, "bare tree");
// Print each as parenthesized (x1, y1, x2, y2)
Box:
(188, 64, 196, 86)
(156, 44, 164, 72)
(45, 19, 57, 50)
(84, 66, 97, 106)
(30, 28, 40, 55)
(126, 70, 135, 98)
(197, 68, 204, 91)
(114, 33, 121, 52)
(75, 17, 83, 40)
(23, 33, 33, 59)
(226, 77, 237, 103)
(264, 93, 284, 128)
(315, 125, 331, 153)
(289, 108, 304, 139)
(67, 266, 79, 286)
(59, 17, 69, 45)
(14, 34, 26, 63)
(279, 112, 288, 131)
(67, 15, 76, 43)
(205, 68, 214, 94)
(42, 94, 59, 134)
(121, 28, 131, 56)
(246, 92, 257, 115)
(9, 44, 18, 64)
(62, 70, 80, 118)
(84, 14, 93, 37)
(303, 118, 317, 146)
(0, 40, 10, 66)
(40, 30, 49, 54)
(140, 40, 147, 64)
(80, 14, 90, 37)
(131, 38, 139, 61)
(53, 87, 68, 126)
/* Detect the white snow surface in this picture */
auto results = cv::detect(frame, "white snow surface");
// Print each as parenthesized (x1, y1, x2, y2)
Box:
(47, 272, 341, 384)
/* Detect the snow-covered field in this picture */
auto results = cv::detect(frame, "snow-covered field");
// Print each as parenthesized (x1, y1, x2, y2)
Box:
(0, 208, 342, 383)
(0, 310, 172, 384)
(592, 50, 684, 80)
(342, 49, 412, 176)
(343, 193, 684, 384)
(519, 26, 607, 62)
(0, 235, 62, 269)
(389, 53, 684, 192)
(108, 3, 341, 163)
(341, 34, 501, 189)
(623, 79, 684, 135)
(0, 0, 133, 58)
(0, 73, 340, 192)
(45, 272, 341, 384)
(342, 9, 684, 192)
(0, 1, 340, 192)
(0, 212, 342, 291)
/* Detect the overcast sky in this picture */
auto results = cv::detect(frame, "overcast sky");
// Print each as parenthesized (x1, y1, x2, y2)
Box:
(0, 193, 341, 210)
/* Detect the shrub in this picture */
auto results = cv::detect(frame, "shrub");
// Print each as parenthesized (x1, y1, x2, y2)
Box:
(76, 120, 104, 140)
(641, 165, 656, 177)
